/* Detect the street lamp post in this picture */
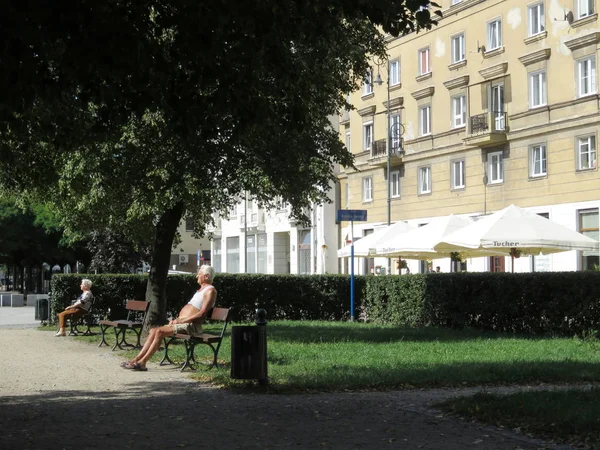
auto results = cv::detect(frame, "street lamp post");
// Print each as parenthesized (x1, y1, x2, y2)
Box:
(375, 56, 404, 275)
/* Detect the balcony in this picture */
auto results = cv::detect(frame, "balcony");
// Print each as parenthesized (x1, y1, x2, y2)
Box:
(463, 112, 508, 148)
(368, 139, 405, 167)
(239, 211, 266, 231)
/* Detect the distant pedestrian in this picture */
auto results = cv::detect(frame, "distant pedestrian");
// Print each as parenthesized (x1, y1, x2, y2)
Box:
(435, 266, 441, 273)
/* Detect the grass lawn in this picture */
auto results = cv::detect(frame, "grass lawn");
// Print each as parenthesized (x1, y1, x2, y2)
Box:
(43, 320, 600, 448)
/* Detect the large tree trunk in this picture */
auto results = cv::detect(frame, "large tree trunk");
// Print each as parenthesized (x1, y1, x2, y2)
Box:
(142, 201, 185, 337)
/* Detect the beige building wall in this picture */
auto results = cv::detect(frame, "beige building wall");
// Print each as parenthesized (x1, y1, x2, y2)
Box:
(338, 0, 600, 272)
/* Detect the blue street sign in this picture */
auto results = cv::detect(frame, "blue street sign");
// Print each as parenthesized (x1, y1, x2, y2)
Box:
(337, 209, 368, 222)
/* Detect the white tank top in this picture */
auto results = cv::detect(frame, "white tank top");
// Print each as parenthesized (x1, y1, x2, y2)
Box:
(187, 285, 216, 310)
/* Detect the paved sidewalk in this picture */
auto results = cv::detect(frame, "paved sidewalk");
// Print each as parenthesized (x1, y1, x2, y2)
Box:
(0, 298, 39, 328)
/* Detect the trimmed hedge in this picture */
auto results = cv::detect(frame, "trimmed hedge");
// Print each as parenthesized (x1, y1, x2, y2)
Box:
(50, 271, 600, 336)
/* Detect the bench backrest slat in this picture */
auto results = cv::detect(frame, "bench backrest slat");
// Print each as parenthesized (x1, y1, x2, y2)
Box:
(125, 300, 150, 322)
(210, 307, 230, 322)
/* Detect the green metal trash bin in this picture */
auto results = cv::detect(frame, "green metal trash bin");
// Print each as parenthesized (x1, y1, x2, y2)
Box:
(230, 309, 268, 384)
(35, 297, 49, 321)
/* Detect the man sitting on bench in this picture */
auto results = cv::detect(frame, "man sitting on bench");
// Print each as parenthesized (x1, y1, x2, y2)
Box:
(55, 279, 94, 337)
(122, 265, 217, 371)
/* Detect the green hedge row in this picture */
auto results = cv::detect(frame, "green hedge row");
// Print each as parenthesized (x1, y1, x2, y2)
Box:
(50, 272, 600, 336)
(49, 273, 365, 323)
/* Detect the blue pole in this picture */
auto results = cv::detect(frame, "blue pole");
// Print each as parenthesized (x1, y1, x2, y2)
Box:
(350, 220, 355, 321)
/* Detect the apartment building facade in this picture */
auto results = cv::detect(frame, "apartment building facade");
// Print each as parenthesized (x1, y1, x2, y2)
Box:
(338, 0, 599, 274)
(207, 197, 339, 275)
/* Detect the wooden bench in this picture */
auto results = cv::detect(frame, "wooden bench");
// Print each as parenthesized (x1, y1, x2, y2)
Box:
(98, 300, 150, 351)
(68, 298, 98, 336)
(159, 307, 231, 371)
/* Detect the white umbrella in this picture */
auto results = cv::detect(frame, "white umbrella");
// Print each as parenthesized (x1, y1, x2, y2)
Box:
(376, 214, 473, 260)
(337, 221, 415, 258)
(434, 204, 600, 271)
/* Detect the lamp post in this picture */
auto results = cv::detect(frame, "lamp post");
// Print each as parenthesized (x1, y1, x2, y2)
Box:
(375, 55, 404, 275)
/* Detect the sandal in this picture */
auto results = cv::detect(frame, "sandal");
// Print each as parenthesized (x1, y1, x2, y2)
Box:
(125, 362, 147, 371)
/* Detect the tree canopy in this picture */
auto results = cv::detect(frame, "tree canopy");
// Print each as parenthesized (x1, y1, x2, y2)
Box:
(0, 0, 440, 325)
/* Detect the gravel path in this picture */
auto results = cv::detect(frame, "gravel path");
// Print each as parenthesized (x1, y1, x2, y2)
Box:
(0, 327, 573, 450)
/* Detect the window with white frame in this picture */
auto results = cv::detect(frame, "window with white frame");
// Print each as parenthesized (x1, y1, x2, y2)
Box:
(452, 95, 466, 128)
(452, 160, 465, 189)
(390, 170, 401, 198)
(345, 130, 351, 153)
(389, 60, 400, 86)
(418, 166, 431, 194)
(578, 56, 597, 97)
(528, 2, 545, 36)
(362, 176, 373, 202)
(228, 204, 238, 218)
(390, 114, 402, 151)
(487, 19, 502, 51)
(529, 144, 547, 177)
(529, 70, 547, 108)
(451, 33, 465, 64)
(577, 135, 597, 170)
(419, 105, 431, 136)
(363, 122, 373, 151)
(488, 151, 504, 183)
(363, 68, 373, 95)
(451, 0, 463, 4)
(418, 47, 430, 75)
(577, 0, 594, 19)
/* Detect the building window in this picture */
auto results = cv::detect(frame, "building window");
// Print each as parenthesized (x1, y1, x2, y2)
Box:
(418, 166, 431, 194)
(363, 122, 373, 151)
(390, 170, 401, 198)
(363, 68, 373, 96)
(451, 0, 463, 4)
(451, 33, 465, 63)
(345, 130, 351, 153)
(452, 95, 466, 128)
(577, 0, 594, 19)
(529, 70, 547, 108)
(226, 236, 240, 274)
(228, 205, 237, 218)
(528, 2, 545, 36)
(418, 47, 430, 75)
(185, 217, 194, 231)
(390, 114, 402, 152)
(451, 160, 465, 189)
(488, 151, 504, 184)
(577, 135, 597, 170)
(579, 208, 599, 270)
(487, 19, 502, 51)
(362, 177, 373, 202)
(419, 105, 431, 136)
(578, 57, 597, 97)
(529, 144, 547, 177)
(389, 60, 400, 86)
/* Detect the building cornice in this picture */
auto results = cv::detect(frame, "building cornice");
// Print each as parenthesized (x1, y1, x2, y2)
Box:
(518, 48, 551, 66)
(411, 86, 435, 100)
(382, 96, 404, 110)
(478, 62, 508, 80)
(564, 32, 600, 52)
(357, 105, 376, 117)
(443, 75, 470, 90)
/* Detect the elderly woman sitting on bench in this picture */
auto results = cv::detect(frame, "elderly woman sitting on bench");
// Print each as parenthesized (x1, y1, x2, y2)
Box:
(122, 265, 217, 371)
(55, 279, 94, 337)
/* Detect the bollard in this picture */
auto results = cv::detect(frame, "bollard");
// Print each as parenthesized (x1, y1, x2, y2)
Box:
(230, 308, 268, 385)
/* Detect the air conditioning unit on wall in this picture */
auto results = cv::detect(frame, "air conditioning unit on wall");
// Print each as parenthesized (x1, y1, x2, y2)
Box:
(179, 254, 189, 264)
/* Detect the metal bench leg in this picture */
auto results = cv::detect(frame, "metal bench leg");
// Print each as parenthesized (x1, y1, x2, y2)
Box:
(98, 324, 110, 347)
(159, 337, 176, 366)
(180, 341, 196, 372)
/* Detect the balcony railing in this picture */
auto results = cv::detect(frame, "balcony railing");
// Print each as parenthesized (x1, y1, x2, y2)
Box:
(470, 111, 507, 134)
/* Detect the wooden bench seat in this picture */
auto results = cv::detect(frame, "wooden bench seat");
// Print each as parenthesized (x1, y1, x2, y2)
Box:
(160, 307, 231, 371)
(98, 300, 150, 351)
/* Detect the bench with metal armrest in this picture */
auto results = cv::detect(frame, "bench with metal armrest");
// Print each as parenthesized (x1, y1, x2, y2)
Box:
(98, 300, 150, 350)
(160, 307, 231, 371)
